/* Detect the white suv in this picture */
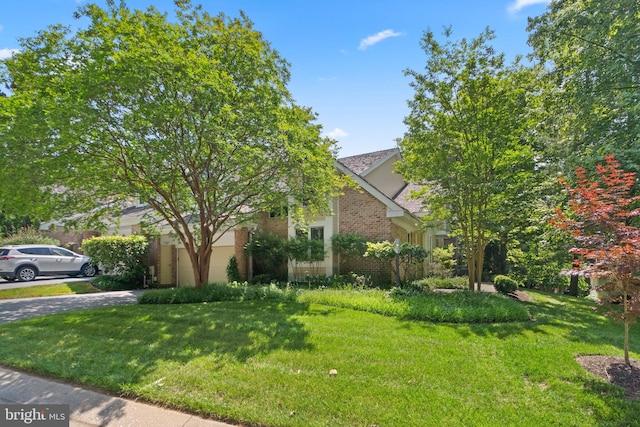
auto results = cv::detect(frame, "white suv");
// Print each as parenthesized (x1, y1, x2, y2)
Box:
(0, 245, 98, 282)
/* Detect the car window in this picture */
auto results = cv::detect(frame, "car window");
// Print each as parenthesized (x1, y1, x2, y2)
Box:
(18, 247, 52, 255)
(0, 249, 9, 256)
(51, 248, 75, 257)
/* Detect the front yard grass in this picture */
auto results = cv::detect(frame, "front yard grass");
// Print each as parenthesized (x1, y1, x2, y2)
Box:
(0, 281, 100, 299)
(0, 290, 638, 426)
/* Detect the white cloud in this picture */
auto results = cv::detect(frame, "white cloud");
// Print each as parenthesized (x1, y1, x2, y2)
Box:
(358, 29, 402, 51)
(507, 0, 551, 15)
(0, 48, 19, 60)
(325, 128, 348, 139)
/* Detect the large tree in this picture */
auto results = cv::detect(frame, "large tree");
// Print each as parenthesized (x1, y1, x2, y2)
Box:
(528, 0, 640, 176)
(551, 155, 640, 365)
(398, 27, 537, 291)
(0, 0, 344, 286)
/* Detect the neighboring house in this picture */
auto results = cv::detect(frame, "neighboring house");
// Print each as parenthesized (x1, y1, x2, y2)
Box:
(43, 148, 448, 286)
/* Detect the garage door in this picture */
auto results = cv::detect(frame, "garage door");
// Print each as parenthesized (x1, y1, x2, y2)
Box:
(177, 246, 235, 287)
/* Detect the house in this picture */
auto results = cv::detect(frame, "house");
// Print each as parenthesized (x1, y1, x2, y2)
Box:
(43, 148, 448, 286)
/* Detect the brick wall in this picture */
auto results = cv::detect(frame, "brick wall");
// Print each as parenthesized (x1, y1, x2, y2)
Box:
(338, 186, 394, 284)
(43, 226, 101, 253)
(256, 212, 288, 238)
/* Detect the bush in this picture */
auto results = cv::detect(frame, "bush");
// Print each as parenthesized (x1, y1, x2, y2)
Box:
(364, 240, 428, 284)
(410, 276, 468, 292)
(81, 235, 149, 287)
(244, 231, 288, 279)
(138, 282, 297, 304)
(331, 233, 368, 260)
(226, 256, 240, 283)
(0, 228, 60, 246)
(493, 275, 520, 295)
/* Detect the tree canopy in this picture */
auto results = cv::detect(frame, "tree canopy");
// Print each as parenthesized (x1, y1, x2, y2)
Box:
(528, 0, 640, 175)
(0, 0, 345, 286)
(398, 27, 537, 290)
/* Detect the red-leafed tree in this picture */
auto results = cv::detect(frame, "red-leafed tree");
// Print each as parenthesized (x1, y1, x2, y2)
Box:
(551, 154, 640, 364)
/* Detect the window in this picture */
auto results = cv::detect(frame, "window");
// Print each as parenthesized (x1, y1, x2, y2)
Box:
(52, 248, 75, 257)
(310, 227, 324, 241)
(18, 247, 51, 255)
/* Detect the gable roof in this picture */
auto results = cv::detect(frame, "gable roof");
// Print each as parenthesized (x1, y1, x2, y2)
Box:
(338, 147, 425, 216)
(338, 148, 399, 176)
(392, 182, 425, 215)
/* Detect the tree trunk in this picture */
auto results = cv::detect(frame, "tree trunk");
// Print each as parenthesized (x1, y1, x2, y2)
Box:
(467, 248, 475, 291)
(624, 285, 630, 365)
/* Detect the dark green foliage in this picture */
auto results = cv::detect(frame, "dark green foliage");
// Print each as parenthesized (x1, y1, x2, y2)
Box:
(92, 275, 140, 291)
(493, 275, 520, 295)
(138, 283, 297, 304)
(331, 233, 368, 260)
(244, 231, 288, 279)
(0, 214, 39, 238)
(226, 256, 240, 283)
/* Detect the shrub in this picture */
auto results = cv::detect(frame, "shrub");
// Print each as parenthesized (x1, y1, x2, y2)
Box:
(226, 256, 241, 283)
(138, 282, 297, 304)
(331, 233, 368, 260)
(426, 244, 456, 277)
(81, 235, 149, 287)
(288, 235, 326, 280)
(493, 275, 520, 295)
(410, 276, 468, 292)
(364, 240, 428, 284)
(0, 228, 60, 246)
(244, 231, 288, 279)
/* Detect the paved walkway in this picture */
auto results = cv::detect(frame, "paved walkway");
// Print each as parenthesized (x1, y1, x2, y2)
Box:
(0, 291, 237, 426)
(0, 290, 143, 323)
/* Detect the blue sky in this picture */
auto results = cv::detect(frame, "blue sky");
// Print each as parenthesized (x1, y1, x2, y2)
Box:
(0, 0, 550, 157)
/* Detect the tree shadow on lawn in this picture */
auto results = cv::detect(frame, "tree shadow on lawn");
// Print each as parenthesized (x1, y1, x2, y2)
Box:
(432, 291, 634, 351)
(3, 300, 314, 390)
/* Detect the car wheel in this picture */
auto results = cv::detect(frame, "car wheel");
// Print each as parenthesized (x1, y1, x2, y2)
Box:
(81, 264, 98, 277)
(1, 276, 16, 282)
(16, 266, 37, 282)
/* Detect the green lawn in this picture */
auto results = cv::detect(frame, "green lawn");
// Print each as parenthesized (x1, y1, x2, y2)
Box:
(0, 290, 638, 426)
(0, 281, 100, 299)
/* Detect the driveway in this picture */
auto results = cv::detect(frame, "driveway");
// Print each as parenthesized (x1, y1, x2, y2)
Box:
(0, 290, 143, 323)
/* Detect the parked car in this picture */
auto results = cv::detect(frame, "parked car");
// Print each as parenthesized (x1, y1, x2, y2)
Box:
(0, 244, 98, 282)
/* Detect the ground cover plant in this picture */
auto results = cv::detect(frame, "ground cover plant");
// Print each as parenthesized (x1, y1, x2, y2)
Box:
(0, 282, 99, 299)
(0, 289, 639, 426)
(298, 287, 530, 323)
(138, 283, 529, 323)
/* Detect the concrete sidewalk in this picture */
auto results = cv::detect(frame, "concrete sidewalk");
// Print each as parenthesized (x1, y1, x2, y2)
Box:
(0, 367, 237, 427)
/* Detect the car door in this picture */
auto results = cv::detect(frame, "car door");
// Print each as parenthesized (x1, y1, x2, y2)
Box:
(50, 247, 81, 274)
(18, 247, 57, 274)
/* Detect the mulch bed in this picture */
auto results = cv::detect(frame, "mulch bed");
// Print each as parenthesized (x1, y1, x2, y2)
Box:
(576, 355, 640, 399)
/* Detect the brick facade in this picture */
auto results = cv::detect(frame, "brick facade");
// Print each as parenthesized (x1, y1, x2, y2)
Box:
(43, 226, 101, 253)
(337, 185, 395, 284)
